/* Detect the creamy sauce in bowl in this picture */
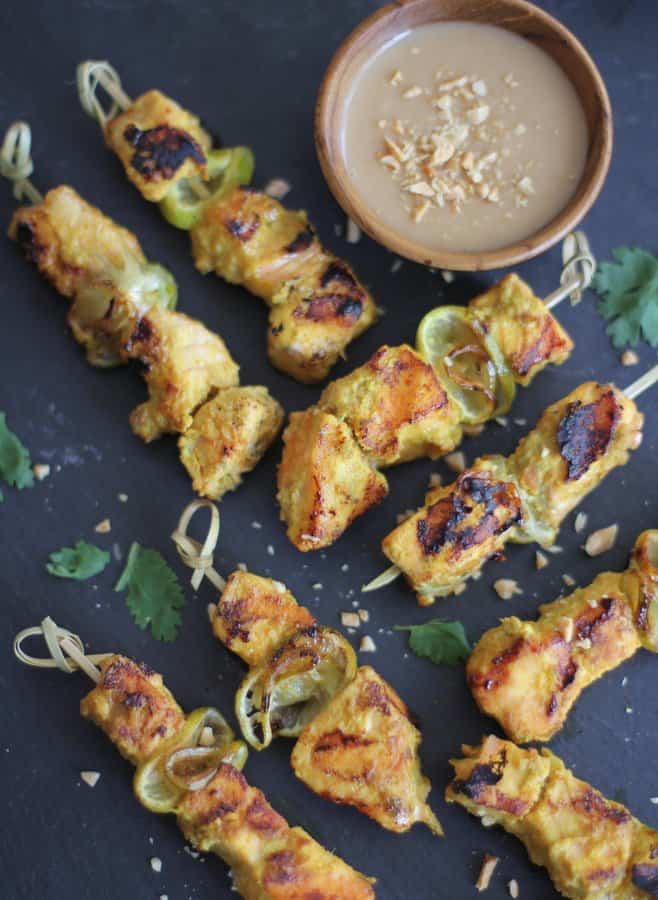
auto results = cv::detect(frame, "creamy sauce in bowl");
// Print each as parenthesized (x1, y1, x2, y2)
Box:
(341, 22, 589, 253)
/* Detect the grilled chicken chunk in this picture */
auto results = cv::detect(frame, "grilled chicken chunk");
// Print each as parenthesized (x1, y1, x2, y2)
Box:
(292, 666, 442, 836)
(211, 573, 441, 835)
(81, 655, 374, 899)
(510, 382, 644, 541)
(80, 655, 185, 765)
(9, 186, 281, 499)
(178, 386, 283, 498)
(209, 570, 316, 669)
(319, 344, 463, 467)
(469, 273, 573, 385)
(191, 188, 377, 383)
(278, 407, 388, 552)
(467, 530, 658, 743)
(105, 90, 211, 202)
(381, 382, 644, 602)
(447, 735, 658, 899)
(382, 456, 525, 603)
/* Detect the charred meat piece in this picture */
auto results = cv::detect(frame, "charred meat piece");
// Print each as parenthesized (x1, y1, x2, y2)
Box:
(447, 735, 658, 899)
(105, 90, 210, 202)
(292, 666, 442, 835)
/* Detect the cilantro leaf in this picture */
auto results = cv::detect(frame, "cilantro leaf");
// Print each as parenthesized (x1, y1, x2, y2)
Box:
(0, 412, 34, 499)
(593, 247, 658, 349)
(46, 540, 111, 580)
(115, 542, 185, 642)
(394, 618, 470, 666)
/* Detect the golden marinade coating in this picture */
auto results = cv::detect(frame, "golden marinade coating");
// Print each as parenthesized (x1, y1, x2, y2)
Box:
(319, 344, 463, 467)
(382, 456, 524, 603)
(177, 765, 375, 899)
(179, 386, 284, 500)
(447, 735, 658, 899)
(191, 187, 377, 383)
(467, 529, 658, 743)
(277, 407, 388, 552)
(123, 306, 240, 442)
(80, 655, 185, 766)
(510, 382, 644, 537)
(9, 186, 148, 366)
(211, 571, 316, 668)
(469, 273, 574, 386)
(105, 90, 211, 202)
(291, 666, 442, 836)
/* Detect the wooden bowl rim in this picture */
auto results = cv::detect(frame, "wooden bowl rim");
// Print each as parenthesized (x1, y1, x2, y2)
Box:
(315, 0, 613, 271)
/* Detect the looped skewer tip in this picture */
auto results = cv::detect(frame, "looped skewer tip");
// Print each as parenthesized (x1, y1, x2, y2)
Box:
(13, 616, 111, 683)
(171, 499, 227, 593)
(76, 60, 132, 129)
(0, 122, 43, 205)
(544, 231, 596, 310)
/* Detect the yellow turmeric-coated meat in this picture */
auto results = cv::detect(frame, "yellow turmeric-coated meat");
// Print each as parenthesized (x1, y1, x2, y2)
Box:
(381, 382, 644, 601)
(277, 407, 388, 552)
(191, 187, 378, 383)
(469, 273, 574, 386)
(80, 655, 185, 766)
(467, 530, 658, 743)
(382, 456, 525, 603)
(81, 655, 374, 900)
(291, 666, 442, 836)
(209, 570, 316, 669)
(9, 185, 281, 500)
(510, 381, 644, 540)
(447, 735, 658, 899)
(319, 344, 463, 467)
(105, 90, 211, 202)
(179, 386, 284, 500)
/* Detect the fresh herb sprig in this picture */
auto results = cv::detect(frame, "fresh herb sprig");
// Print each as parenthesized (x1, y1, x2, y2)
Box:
(593, 247, 658, 349)
(394, 618, 470, 666)
(115, 542, 186, 642)
(46, 540, 111, 580)
(0, 412, 34, 500)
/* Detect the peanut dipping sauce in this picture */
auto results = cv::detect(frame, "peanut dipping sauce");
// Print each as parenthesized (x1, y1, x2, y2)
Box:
(341, 22, 589, 253)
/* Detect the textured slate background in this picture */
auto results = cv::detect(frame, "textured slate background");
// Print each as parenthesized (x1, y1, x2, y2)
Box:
(1, 1, 657, 898)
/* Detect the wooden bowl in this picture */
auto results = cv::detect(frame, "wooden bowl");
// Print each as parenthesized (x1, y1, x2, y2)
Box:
(315, 0, 612, 271)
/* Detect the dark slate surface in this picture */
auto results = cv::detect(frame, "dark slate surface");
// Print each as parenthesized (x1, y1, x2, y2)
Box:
(1, 1, 657, 898)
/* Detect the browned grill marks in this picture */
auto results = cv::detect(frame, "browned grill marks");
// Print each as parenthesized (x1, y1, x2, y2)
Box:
(285, 228, 315, 253)
(575, 788, 630, 825)
(123, 124, 205, 181)
(226, 213, 260, 243)
(320, 261, 358, 290)
(557, 389, 620, 480)
(292, 293, 363, 324)
(452, 751, 507, 800)
(513, 316, 569, 376)
(313, 730, 375, 754)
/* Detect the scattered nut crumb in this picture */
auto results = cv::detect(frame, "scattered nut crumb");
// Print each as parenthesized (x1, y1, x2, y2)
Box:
(493, 578, 522, 600)
(341, 611, 361, 629)
(117, 492, 128, 503)
(547, 544, 563, 554)
(150, 857, 162, 873)
(428, 472, 442, 489)
(621, 349, 639, 366)
(359, 635, 377, 653)
(251, 520, 262, 529)
(346, 217, 362, 244)
(508, 879, 519, 899)
(584, 524, 618, 557)
(390, 258, 403, 273)
(389, 69, 403, 86)
(495, 416, 508, 427)
(535, 551, 549, 570)
(266, 544, 275, 556)
(650, 797, 658, 805)
(445, 451, 466, 473)
(475, 853, 499, 892)
(80, 770, 100, 788)
(396, 508, 415, 524)
(33, 463, 50, 481)
(472, 79, 488, 97)
(513, 418, 527, 427)
(562, 573, 576, 588)
(341, 563, 350, 572)
(453, 581, 468, 595)
(574, 512, 588, 533)
(358, 608, 370, 623)
(264, 178, 291, 200)
(94, 518, 111, 534)
(463, 423, 485, 437)
(237, 562, 247, 572)
(559, 616, 574, 643)
(441, 269, 455, 283)
(403, 85, 423, 99)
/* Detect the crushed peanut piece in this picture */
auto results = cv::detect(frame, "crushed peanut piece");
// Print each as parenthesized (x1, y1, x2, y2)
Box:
(621, 349, 640, 366)
(463, 422, 485, 437)
(346, 217, 362, 244)
(358, 608, 370, 623)
(403, 85, 423, 99)
(389, 69, 403, 86)
(584, 524, 618, 557)
(150, 857, 162, 874)
(360, 635, 377, 653)
(574, 512, 588, 533)
(32, 463, 50, 481)
(493, 578, 522, 600)
(428, 472, 442, 489)
(535, 551, 549, 570)
(559, 616, 575, 643)
(547, 544, 563, 554)
(445, 451, 466, 472)
(264, 178, 291, 200)
(441, 269, 455, 283)
(562, 573, 576, 588)
(475, 853, 499, 892)
(508, 879, 519, 899)
(80, 770, 101, 788)
(341, 611, 361, 629)
(94, 518, 111, 534)
(472, 79, 488, 97)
